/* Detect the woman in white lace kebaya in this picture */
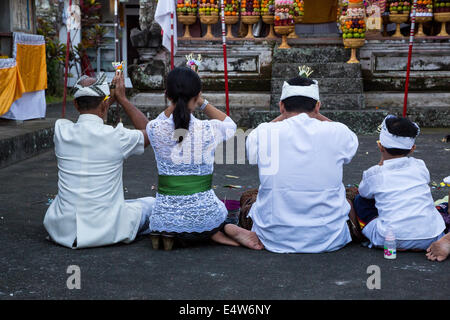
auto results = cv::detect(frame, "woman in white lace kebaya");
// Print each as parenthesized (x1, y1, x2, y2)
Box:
(146, 67, 263, 250)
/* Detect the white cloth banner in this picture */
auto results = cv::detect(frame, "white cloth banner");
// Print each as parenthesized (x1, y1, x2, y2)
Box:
(155, 0, 177, 54)
(1, 90, 46, 121)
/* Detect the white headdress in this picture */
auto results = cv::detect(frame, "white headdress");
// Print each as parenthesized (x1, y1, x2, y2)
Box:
(73, 73, 110, 99)
(379, 115, 420, 150)
(280, 66, 320, 102)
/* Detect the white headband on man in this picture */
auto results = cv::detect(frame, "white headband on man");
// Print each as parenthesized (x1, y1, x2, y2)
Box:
(379, 115, 420, 150)
(280, 80, 320, 102)
(73, 73, 110, 99)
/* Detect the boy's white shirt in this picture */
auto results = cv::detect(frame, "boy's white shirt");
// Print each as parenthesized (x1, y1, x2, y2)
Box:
(246, 113, 359, 253)
(43, 114, 145, 249)
(358, 157, 445, 240)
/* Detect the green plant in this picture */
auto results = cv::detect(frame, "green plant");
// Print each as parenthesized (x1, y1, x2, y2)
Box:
(37, 16, 67, 96)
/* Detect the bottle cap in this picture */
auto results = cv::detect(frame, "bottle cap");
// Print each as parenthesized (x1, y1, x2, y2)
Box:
(385, 227, 396, 241)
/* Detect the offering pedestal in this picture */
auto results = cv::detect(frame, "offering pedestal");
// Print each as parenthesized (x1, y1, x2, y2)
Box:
(435, 12, 450, 37)
(262, 15, 277, 39)
(389, 13, 409, 37)
(178, 15, 198, 39)
(344, 38, 365, 64)
(288, 16, 303, 39)
(416, 16, 432, 36)
(224, 15, 240, 39)
(242, 16, 261, 39)
(275, 25, 295, 49)
(200, 15, 219, 40)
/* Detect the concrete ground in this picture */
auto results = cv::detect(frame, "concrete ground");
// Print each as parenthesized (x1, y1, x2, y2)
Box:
(0, 130, 449, 300)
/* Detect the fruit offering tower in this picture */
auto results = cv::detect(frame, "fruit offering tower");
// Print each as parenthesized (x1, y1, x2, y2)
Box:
(241, 0, 261, 16)
(274, 0, 295, 26)
(261, 0, 277, 38)
(415, 0, 433, 35)
(177, 0, 199, 39)
(199, 0, 220, 16)
(274, 0, 295, 48)
(199, 0, 219, 39)
(434, 0, 450, 36)
(342, 0, 366, 63)
(223, 0, 240, 39)
(177, 0, 199, 16)
(241, 0, 261, 39)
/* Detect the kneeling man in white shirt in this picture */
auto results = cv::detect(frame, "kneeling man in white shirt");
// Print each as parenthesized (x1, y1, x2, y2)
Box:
(245, 75, 359, 253)
(44, 73, 155, 249)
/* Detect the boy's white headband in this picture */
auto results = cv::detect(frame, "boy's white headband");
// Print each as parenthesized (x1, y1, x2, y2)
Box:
(280, 80, 320, 102)
(379, 115, 420, 150)
(73, 73, 110, 99)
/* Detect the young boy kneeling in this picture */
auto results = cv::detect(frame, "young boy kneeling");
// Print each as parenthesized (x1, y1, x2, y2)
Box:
(352, 115, 446, 251)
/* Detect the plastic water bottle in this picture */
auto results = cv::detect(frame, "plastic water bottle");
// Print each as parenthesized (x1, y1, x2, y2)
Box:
(384, 228, 397, 260)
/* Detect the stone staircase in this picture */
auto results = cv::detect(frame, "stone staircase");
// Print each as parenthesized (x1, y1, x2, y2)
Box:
(270, 45, 366, 110)
(247, 44, 392, 134)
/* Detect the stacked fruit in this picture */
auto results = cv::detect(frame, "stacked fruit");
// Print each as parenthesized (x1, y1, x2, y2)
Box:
(241, 0, 261, 16)
(435, 0, 450, 13)
(387, 0, 411, 14)
(341, 16, 366, 39)
(223, 0, 240, 16)
(199, 0, 219, 16)
(177, 0, 199, 16)
(293, 0, 304, 17)
(274, 0, 294, 26)
(261, 0, 275, 15)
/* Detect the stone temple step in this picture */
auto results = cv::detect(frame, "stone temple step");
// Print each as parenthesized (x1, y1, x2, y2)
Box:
(273, 46, 351, 64)
(248, 109, 389, 134)
(272, 62, 362, 79)
(272, 77, 364, 95)
(0, 118, 55, 169)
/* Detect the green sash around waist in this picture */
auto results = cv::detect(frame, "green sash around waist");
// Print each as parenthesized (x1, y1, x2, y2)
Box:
(158, 174, 213, 196)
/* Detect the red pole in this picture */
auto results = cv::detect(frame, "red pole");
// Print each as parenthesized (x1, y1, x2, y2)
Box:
(403, 0, 417, 117)
(62, 0, 73, 118)
(115, 0, 119, 61)
(221, 0, 230, 116)
(171, 11, 175, 70)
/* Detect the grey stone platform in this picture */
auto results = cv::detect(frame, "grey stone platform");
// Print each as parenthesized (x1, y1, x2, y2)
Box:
(0, 102, 77, 169)
(0, 118, 55, 169)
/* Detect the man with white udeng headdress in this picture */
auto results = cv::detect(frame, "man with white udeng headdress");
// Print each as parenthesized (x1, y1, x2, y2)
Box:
(243, 71, 359, 253)
(44, 73, 155, 249)
(353, 115, 446, 251)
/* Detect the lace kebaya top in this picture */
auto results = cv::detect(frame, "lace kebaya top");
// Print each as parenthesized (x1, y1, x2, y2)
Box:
(146, 112, 237, 234)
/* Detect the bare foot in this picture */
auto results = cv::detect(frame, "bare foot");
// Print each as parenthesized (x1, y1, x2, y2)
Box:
(211, 231, 240, 247)
(224, 224, 264, 250)
(426, 234, 450, 262)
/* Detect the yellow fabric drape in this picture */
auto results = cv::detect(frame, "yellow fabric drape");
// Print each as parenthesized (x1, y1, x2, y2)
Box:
(303, 0, 339, 24)
(0, 65, 25, 116)
(0, 41, 47, 116)
(16, 44, 47, 93)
